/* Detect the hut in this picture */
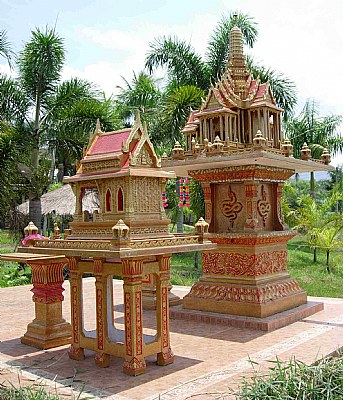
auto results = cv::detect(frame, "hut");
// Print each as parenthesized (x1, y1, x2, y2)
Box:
(17, 185, 99, 233)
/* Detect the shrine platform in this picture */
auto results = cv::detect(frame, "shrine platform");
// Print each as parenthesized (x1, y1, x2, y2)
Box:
(0, 278, 342, 400)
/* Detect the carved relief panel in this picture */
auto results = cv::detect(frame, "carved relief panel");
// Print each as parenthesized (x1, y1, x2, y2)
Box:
(214, 183, 245, 232)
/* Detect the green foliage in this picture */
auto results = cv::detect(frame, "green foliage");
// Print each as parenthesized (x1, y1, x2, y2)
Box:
(237, 353, 343, 399)
(0, 262, 31, 287)
(285, 99, 343, 159)
(0, 382, 60, 400)
(0, 30, 14, 68)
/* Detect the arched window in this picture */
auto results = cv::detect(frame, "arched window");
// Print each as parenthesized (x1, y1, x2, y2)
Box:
(117, 187, 124, 212)
(106, 189, 112, 212)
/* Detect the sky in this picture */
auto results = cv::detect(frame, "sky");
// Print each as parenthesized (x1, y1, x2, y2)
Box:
(1, 0, 343, 165)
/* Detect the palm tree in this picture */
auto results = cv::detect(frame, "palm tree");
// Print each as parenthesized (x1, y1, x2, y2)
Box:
(285, 99, 343, 197)
(145, 11, 297, 120)
(0, 30, 14, 68)
(0, 27, 119, 229)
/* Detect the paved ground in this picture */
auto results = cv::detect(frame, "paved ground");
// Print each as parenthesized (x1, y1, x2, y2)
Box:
(0, 279, 342, 400)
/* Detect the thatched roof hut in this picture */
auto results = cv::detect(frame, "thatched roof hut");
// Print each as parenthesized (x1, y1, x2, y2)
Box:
(18, 184, 99, 216)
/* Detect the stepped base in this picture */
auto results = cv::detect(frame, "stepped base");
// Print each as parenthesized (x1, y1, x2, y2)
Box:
(171, 301, 324, 331)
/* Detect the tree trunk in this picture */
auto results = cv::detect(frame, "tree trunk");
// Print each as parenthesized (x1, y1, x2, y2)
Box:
(310, 171, 315, 199)
(313, 247, 317, 263)
(49, 147, 56, 182)
(29, 199, 42, 231)
(194, 251, 199, 270)
(326, 250, 330, 273)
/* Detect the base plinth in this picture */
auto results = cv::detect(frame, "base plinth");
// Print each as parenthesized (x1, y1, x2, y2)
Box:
(21, 320, 72, 349)
(183, 277, 307, 318)
(172, 301, 324, 331)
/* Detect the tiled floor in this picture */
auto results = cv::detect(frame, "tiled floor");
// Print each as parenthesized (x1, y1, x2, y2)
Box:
(0, 279, 342, 400)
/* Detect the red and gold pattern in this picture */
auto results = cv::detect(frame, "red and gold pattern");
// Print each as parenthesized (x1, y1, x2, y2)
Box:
(161, 286, 169, 348)
(202, 250, 288, 276)
(187, 279, 302, 304)
(190, 166, 294, 183)
(71, 285, 80, 344)
(123, 357, 146, 374)
(96, 288, 104, 350)
(157, 347, 174, 366)
(209, 231, 296, 245)
(122, 259, 143, 276)
(135, 291, 143, 356)
(29, 262, 65, 304)
(124, 292, 132, 356)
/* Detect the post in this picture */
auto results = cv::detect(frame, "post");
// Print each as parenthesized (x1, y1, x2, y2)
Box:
(122, 259, 146, 375)
(156, 255, 174, 366)
(21, 260, 72, 349)
(67, 257, 85, 361)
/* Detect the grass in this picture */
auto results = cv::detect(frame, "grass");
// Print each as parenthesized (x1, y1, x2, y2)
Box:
(0, 383, 61, 400)
(287, 236, 343, 298)
(236, 351, 343, 399)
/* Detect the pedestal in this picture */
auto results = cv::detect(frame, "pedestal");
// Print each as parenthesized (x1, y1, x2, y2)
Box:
(22, 261, 72, 349)
(183, 232, 306, 318)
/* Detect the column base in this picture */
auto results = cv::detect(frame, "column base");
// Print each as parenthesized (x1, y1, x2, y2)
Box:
(68, 344, 85, 360)
(157, 348, 174, 366)
(122, 357, 146, 376)
(21, 303, 71, 349)
(143, 290, 182, 310)
(95, 352, 110, 367)
(183, 277, 307, 318)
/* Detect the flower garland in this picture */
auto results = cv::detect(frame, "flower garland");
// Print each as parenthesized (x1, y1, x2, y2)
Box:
(178, 177, 190, 208)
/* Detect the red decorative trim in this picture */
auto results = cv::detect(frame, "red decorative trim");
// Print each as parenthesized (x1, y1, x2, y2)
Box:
(96, 288, 104, 350)
(135, 292, 143, 356)
(71, 285, 79, 343)
(161, 286, 169, 348)
(160, 256, 171, 271)
(122, 259, 143, 276)
(202, 251, 288, 276)
(94, 259, 104, 274)
(124, 292, 132, 356)
(209, 233, 295, 245)
(189, 166, 293, 183)
(31, 284, 64, 304)
(188, 280, 302, 304)
(123, 357, 146, 372)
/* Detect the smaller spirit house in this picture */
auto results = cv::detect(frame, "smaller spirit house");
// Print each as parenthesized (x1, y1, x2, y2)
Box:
(65, 112, 172, 239)
(182, 23, 282, 152)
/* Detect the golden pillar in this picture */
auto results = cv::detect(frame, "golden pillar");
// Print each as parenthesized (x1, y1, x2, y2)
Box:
(67, 257, 85, 361)
(122, 259, 146, 376)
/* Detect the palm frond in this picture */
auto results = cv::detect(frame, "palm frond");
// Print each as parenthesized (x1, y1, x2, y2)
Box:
(145, 36, 210, 90)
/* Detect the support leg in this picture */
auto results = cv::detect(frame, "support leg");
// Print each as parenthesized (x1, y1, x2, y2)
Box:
(94, 259, 110, 367)
(67, 257, 84, 361)
(156, 255, 174, 366)
(122, 259, 146, 376)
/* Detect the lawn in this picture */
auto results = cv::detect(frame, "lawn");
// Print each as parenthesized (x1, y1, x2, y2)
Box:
(0, 229, 342, 297)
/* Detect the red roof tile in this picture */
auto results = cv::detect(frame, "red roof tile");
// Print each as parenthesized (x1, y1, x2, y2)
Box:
(88, 130, 131, 155)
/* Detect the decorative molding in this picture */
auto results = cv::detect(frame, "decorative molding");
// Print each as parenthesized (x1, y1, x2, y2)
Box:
(187, 279, 302, 304)
(202, 250, 288, 276)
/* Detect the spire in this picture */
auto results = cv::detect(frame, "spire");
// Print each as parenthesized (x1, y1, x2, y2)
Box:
(227, 14, 250, 99)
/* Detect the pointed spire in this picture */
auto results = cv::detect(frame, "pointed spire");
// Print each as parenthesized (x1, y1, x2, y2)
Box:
(227, 14, 250, 99)
(94, 118, 101, 135)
